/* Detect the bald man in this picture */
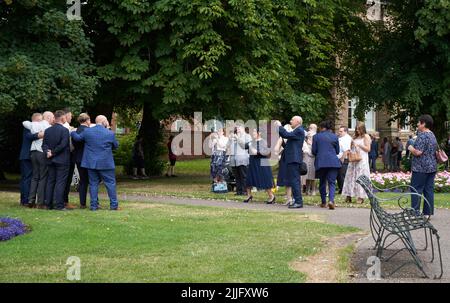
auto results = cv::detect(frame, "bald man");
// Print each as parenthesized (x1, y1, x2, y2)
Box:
(25, 111, 54, 208)
(275, 116, 306, 208)
(71, 115, 119, 210)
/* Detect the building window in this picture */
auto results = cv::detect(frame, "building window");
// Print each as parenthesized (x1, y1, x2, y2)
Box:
(366, 0, 385, 21)
(399, 117, 410, 132)
(348, 99, 357, 130)
(348, 97, 376, 131)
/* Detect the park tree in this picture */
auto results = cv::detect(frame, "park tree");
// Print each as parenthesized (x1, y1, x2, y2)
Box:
(0, 0, 369, 177)
(0, 0, 97, 175)
(342, 0, 450, 140)
(85, 0, 366, 174)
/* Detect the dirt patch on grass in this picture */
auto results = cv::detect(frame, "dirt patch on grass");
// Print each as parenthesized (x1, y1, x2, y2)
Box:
(125, 203, 166, 210)
(290, 232, 368, 283)
(301, 213, 325, 223)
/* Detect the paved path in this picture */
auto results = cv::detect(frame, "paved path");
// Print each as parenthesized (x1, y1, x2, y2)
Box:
(107, 193, 450, 282)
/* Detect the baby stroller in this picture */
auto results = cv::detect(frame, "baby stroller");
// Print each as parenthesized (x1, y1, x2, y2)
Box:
(223, 155, 236, 192)
(211, 155, 236, 193)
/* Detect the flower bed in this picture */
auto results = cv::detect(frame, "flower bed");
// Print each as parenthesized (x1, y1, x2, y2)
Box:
(370, 171, 450, 193)
(0, 217, 29, 242)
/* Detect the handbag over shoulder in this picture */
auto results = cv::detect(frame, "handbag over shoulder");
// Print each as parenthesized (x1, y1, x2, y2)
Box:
(436, 148, 449, 164)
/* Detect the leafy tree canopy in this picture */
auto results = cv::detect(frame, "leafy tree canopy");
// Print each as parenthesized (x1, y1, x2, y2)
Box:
(342, 0, 450, 138)
(0, 0, 97, 114)
(87, 0, 365, 122)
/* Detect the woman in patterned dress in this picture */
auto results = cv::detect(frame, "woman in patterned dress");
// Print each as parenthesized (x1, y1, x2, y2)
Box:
(302, 124, 317, 195)
(408, 115, 438, 217)
(275, 124, 293, 204)
(342, 122, 371, 203)
(209, 128, 229, 183)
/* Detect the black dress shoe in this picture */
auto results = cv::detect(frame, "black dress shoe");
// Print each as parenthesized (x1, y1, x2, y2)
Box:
(265, 195, 276, 204)
(243, 196, 253, 203)
(288, 203, 303, 209)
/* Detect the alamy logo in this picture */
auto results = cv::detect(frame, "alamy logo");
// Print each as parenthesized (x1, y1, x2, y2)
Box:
(66, 0, 81, 21)
(66, 256, 81, 281)
(366, 256, 381, 280)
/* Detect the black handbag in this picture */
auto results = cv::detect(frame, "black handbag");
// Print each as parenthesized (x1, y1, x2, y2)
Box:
(300, 162, 308, 176)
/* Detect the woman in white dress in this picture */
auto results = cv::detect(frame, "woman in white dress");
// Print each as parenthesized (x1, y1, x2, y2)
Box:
(302, 124, 317, 195)
(342, 122, 371, 203)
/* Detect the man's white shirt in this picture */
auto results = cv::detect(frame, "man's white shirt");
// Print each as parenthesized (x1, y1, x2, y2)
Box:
(23, 120, 51, 152)
(63, 122, 75, 152)
(338, 134, 352, 161)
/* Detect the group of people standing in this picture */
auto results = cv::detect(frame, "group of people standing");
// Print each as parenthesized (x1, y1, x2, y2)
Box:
(381, 136, 406, 172)
(208, 116, 373, 210)
(208, 114, 439, 216)
(19, 110, 120, 211)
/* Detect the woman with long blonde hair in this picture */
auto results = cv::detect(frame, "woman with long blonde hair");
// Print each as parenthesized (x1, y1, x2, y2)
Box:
(342, 122, 371, 203)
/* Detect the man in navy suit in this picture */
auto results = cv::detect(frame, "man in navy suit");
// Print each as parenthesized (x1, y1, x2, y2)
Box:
(72, 113, 91, 208)
(19, 114, 43, 206)
(312, 121, 342, 210)
(71, 115, 119, 211)
(42, 110, 71, 210)
(275, 116, 305, 208)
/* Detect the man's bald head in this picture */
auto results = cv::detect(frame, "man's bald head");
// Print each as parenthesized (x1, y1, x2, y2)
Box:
(95, 115, 109, 128)
(43, 111, 54, 124)
(290, 115, 303, 129)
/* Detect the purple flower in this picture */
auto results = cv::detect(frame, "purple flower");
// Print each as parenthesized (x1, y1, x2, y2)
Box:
(0, 217, 29, 242)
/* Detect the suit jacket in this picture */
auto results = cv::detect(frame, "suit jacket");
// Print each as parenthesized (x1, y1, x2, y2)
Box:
(369, 141, 379, 158)
(42, 123, 70, 165)
(71, 124, 119, 170)
(73, 125, 88, 164)
(278, 126, 305, 164)
(312, 130, 341, 170)
(19, 128, 39, 160)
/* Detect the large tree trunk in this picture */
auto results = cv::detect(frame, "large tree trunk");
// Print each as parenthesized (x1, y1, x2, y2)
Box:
(138, 102, 165, 176)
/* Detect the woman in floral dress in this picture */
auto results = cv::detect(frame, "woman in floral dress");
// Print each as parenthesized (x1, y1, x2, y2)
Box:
(302, 124, 317, 195)
(209, 128, 229, 183)
(342, 122, 372, 203)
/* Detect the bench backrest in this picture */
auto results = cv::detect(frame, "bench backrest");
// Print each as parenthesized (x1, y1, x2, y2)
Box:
(356, 175, 392, 226)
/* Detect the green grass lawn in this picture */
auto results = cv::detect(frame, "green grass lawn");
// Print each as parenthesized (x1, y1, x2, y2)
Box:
(2, 158, 444, 282)
(0, 191, 357, 282)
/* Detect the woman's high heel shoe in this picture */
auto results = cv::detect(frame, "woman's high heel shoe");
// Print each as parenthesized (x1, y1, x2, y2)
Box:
(243, 196, 253, 203)
(265, 195, 276, 204)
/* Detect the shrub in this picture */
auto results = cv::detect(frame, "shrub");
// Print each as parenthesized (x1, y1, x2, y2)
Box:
(113, 132, 137, 175)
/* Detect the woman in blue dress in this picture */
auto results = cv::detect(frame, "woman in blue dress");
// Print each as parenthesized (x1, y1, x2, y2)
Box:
(244, 128, 275, 204)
